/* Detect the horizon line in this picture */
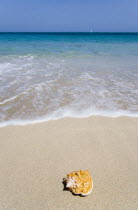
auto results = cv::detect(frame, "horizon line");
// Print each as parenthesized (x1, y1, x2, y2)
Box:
(0, 31, 138, 33)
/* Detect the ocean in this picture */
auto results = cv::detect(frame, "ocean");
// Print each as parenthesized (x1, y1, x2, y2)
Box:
(0, 33, 138, 126)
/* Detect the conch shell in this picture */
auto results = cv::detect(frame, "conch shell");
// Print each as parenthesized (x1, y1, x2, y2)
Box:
(63, 170, 93, 196)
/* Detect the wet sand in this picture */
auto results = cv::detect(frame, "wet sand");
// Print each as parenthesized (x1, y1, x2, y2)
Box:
(0, 117, 138, 209)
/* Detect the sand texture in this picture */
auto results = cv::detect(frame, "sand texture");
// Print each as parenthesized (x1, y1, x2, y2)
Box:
(0, 117, 138, 209)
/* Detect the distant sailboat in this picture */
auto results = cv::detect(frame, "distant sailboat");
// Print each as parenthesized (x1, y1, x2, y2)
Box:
(90, 28, 93, 33)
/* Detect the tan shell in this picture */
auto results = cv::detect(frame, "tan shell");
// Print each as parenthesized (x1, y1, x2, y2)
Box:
(63, 170, 93, 196)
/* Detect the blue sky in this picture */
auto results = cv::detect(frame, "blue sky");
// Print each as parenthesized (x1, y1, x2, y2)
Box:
(0, 0, 138, 32)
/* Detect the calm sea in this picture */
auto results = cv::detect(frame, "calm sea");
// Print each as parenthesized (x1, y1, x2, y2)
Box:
(0, 33, 138, 125)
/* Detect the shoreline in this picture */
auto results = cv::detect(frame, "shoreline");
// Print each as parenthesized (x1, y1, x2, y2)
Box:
(0, 116, 138, 209)
(0, 113, 138, 127)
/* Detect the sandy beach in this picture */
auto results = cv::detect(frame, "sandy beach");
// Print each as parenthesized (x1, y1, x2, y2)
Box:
(0, 116, 138, 209)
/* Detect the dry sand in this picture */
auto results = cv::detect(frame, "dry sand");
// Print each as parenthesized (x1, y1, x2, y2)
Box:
(0, 116, 138, 210)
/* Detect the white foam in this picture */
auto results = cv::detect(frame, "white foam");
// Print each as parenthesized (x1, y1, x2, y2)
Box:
(0, 108, 137, 127)
(0, 93, 26, 105)
(0, 53, 138, 127)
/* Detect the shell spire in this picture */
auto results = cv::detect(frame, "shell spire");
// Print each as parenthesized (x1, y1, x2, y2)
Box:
(63, 170, 93, 196)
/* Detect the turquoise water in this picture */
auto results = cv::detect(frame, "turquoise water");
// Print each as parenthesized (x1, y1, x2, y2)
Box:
(0, 33, 138, 125)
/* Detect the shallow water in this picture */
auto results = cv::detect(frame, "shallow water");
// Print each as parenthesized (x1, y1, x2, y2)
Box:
(0, 33, 138, 125)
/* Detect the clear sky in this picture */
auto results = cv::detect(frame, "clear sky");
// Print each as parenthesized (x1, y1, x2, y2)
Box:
(0, 0, 138, 32)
